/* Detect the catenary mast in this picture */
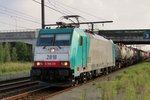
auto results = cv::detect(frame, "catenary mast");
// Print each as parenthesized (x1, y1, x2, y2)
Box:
(41, 0, 45, 29)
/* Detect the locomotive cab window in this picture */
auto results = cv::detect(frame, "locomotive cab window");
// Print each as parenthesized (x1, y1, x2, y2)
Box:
(38, 33, 71, 46)
(54, 34, 71, 46)
(38, 34, 54, 46)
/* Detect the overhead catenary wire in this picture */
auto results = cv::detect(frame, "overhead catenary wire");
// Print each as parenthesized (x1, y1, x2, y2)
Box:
(52, 0, 107, 21)
(46, 0, 93, 24)
(0, 4, 41, 30)
(0, 1, 41, 29)
(0, 0, 111, 30)
(32, 0, 110, 28)
(0, 4, 41, 21)
(0, 11, 41, 25)
(47, 0, 75, 15)
(47, 0, 56, 9)
(46, 0, 109, 29)
(46, 0, 107, 30)
(47, 0, 88, 21)
(32, 0, 67, 15)
(0, 21, 30, 29)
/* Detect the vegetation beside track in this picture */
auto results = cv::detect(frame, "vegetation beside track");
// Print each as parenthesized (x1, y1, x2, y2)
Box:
(0, 62, 32, 76)
(96, 62, 150, 100)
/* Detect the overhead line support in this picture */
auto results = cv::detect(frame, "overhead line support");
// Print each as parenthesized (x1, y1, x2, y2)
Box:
(41, 0, 45, 29)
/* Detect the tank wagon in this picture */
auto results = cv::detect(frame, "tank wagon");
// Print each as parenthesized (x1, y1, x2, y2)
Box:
(115, 44, 149, 68)
(31, 19, 149, 86)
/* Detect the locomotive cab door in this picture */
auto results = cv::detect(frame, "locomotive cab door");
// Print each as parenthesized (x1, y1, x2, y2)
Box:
(80, 36, 87, 67)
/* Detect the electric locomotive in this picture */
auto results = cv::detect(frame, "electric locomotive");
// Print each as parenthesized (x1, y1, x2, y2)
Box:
(31, 16, 114, 86)
(31, 16, 149, 86)
(31, 16, 148, 86)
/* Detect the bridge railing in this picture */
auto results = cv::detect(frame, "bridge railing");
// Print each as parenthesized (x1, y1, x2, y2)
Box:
(0, 29, 39, 33)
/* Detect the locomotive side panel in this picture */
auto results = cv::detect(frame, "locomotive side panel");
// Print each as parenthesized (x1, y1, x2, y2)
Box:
(70, 28, 89, 76)
(71, 32, 115, 77)
(88, 34, 115, 70)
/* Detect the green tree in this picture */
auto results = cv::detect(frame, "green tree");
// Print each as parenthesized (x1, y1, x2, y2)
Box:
(12, 47, 18, 62)
(27, 45, 32, 61)
(15, 42, 32, 61)
(4, 42, 11, 62)
(0, 43, 4, 63)
(15, 42, 27, 61)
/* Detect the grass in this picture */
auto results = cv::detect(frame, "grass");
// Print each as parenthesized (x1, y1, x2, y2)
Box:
(79, 89, 87, 100)
(97, 62, 150, 100)
(0, 62, 32, 76)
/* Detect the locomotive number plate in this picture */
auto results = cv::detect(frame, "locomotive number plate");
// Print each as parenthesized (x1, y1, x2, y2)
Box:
(47, 55, 57, 60)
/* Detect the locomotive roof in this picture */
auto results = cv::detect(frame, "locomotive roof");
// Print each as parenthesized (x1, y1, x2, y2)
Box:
(91, 33, 113, 42)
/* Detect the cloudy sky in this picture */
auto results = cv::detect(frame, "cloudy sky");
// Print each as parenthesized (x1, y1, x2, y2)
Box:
(0, 0, 150, 51)
(0, 0, 150, 30)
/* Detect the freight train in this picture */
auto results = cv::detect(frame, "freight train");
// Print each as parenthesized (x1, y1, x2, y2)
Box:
(31, 18, 149, 86)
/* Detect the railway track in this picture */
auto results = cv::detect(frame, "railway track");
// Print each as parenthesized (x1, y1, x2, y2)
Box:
(4, 85, 71, 100)
(1, 65, 136, 100)
(3, 74, 115, 100)
(0, 76, 66, 100)
(0, 76, 42, 99)
(0, 76, 30, 85)
(0, 63, 147, 99)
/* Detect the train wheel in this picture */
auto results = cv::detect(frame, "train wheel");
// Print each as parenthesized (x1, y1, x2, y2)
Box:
(74, 80, 79, 86)
(89, 72, 92, 79)
(118, 63, 121, 69)
(73, 77, 79, 86)
(108, 67, 112, 73)
(83, 77, 87, 83)
(105, 68, 109, 75)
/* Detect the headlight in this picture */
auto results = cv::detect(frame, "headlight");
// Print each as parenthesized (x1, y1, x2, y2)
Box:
(37, 62, 40, 66)
(50, 48, 55, 53)
(61, 61, 70, 67)
(35, 61, 44, 67)
(64, 62, 68, 66)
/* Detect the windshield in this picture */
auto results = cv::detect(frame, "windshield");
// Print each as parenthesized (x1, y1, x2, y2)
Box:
(38, 35, 54, 46)
(54, 34, 71, 46)
(38, 34, 71, 46)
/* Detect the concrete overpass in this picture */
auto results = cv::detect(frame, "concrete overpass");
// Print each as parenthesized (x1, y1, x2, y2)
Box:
(0, 29, 150, 46)
(0, 29, 38, 44)
(98, 29, 150, 44)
